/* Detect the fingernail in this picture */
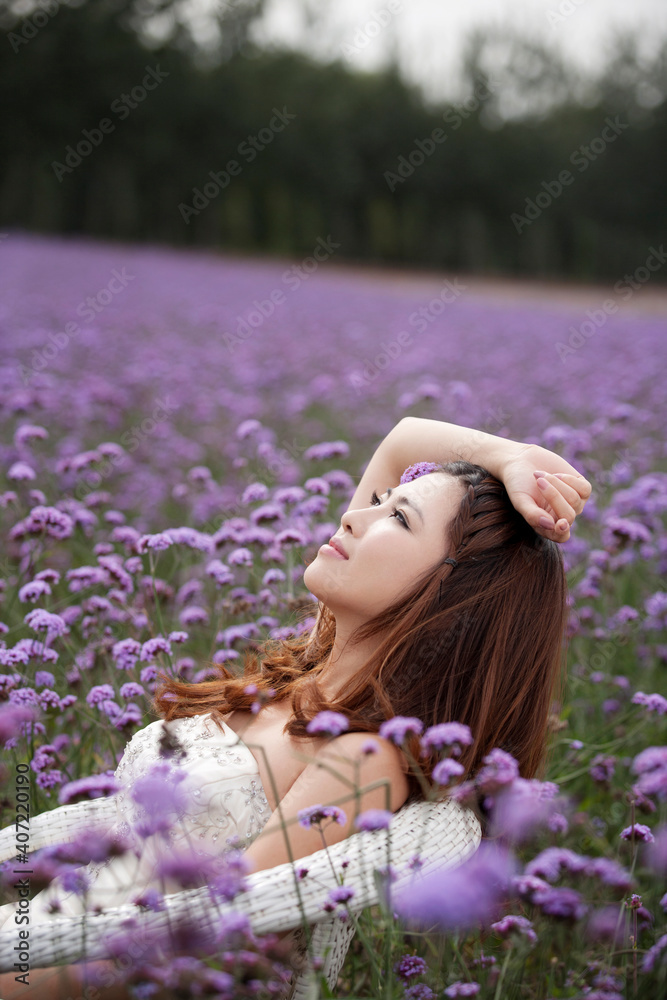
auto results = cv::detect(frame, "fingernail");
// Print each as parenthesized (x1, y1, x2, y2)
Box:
(557, 521, 568, 531)
(536, 478, 549, 491)
(539, 515, 554, 529)
(533, 470, 548, 478)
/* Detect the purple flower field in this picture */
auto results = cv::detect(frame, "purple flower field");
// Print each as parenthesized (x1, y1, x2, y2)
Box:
(0, 231, 666, 998)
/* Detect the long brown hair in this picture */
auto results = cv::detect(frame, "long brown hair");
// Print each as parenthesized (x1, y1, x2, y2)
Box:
(153, 461, 568, 795)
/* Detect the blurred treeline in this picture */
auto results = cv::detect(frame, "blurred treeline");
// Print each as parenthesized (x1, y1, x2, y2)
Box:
(2, 0, 666, 280)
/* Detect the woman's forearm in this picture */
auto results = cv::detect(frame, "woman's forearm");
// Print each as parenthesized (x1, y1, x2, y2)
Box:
(384, 416, 522, 480)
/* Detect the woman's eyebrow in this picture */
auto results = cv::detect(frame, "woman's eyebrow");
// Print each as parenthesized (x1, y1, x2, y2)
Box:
(385, 487, 424, 524)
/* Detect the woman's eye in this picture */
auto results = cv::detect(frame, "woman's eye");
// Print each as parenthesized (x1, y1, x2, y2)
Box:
(369, 491, 409, 528)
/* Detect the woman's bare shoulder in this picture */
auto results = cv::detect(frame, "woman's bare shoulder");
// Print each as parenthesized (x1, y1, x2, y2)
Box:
(315, 731, 410, 810)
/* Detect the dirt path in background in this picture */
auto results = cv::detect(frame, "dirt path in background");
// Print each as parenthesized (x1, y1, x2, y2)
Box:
(317, 258, 667, 316)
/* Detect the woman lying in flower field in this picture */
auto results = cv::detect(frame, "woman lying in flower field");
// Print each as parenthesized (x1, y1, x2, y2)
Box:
(0, 414, 595, 998)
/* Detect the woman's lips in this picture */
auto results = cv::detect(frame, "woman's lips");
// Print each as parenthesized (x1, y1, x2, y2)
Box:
(322, 537, 348, 559)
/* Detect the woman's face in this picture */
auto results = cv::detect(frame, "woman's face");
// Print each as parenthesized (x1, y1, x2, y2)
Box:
(304, 472, 464, 623)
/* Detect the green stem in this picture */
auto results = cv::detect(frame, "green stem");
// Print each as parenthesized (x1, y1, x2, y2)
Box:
(493, 947, 512, 1000)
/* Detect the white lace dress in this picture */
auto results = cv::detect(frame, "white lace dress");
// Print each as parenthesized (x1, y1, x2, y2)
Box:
(0, 712, 272, 929)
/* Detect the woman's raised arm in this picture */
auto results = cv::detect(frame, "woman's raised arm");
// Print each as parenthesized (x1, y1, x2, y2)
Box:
(345, 416, 592, 543)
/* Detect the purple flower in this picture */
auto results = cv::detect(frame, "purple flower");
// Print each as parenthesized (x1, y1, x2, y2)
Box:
(112, 637, 142, 670)
(645, 824, 667, 875)
(8, 461, 36, 481)
(532, 886, 587, 922)
(0, 703, 39, 744)
(400, 462, 440, 484)
(18, 580, 52, 603)
(86, 684, 115, 706)
(443, 982, 481, 997)
(641, 932, 667, 973)
(132, 888, 166, 911)
(405, 986, 436, 1000)
(179, 605, 209, 626)
(24, 609, 67, 637)
(379, 716, 424, 745)
(59, 867, 91, 896)
(140, 636, 172, 661)
(34, 670, 55, 688)
(632, 746, 667, 801)
(632, 691, 667, 715)
(421, 722, 473, 754)
(394, 954, 428, 981)
(304, 440, 349, 461)
(355, 809, 393, 831)
(306, 711, 349, 737)
(297, 804, 347, 829)
(620, 823, 654, 843)
(209, 850, 249, 903)
(432, 759, 465, 786)
(475, 748, 520, 793)
(137, 532, 174, 552)
(129, 760, 190, 837)
(156, 849, 218, 889)
(395, 841, 515, 932)
(58, 773, 121, 804)
(491, 914, 537, 943)
(584, 857, 633, 889)
(525, 847, 589, 881)
(168, 630, 188, 644)
(489, 778, 561, 843)
(327, 885, 355, 905)
(589, 753, 616, 783)
(119, 681, 144, 699)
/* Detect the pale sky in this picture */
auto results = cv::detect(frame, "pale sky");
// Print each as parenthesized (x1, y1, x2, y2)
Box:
(241, 0, 667, 107)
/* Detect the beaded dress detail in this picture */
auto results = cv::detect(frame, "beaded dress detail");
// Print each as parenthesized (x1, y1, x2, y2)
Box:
(0, 712, 272, 928)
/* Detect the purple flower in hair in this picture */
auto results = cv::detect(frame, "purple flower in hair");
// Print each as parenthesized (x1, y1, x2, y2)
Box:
(400, 462, 440, 484)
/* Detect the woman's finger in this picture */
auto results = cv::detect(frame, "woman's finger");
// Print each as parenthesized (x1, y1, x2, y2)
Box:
(534, 476, 577, 531)
(533, 471, 590, 514)
(550, 471, 593, 498)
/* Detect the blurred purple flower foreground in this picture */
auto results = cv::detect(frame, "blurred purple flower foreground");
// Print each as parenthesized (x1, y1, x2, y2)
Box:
(394, 841, 516, 932)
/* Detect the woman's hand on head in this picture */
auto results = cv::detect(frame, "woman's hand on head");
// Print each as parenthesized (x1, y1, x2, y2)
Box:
(500, 444, 592, 542)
